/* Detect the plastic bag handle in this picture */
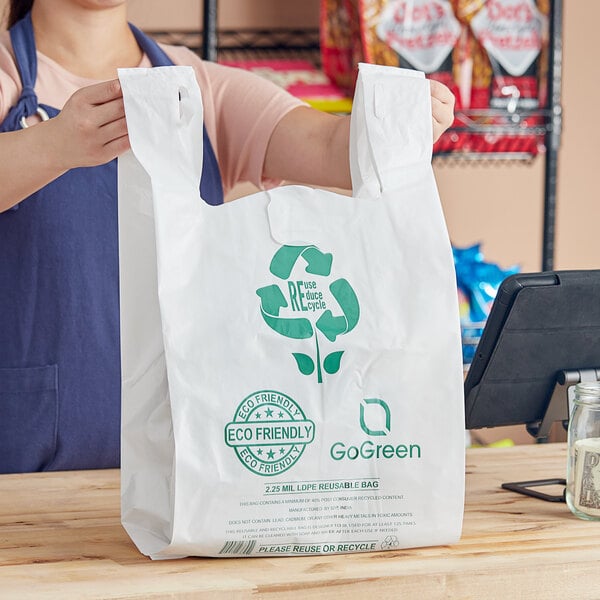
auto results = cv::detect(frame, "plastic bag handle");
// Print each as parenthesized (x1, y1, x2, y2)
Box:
(349, 64, 433, 199)
(119, 66, 205, 198)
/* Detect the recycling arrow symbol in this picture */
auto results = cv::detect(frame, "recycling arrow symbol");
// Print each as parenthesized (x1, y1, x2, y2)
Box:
(315, 278, 360, 342)
(256, 244, 360, 383)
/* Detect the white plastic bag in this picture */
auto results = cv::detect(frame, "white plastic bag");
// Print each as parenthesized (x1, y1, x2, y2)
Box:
(118, 63, 464, 559)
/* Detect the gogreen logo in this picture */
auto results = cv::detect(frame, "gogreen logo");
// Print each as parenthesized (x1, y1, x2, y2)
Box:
(330, 398, 422, 461)
(360, 398, 391, 437)
(256, 244, 359, 383)
(225, 390, 315, 477)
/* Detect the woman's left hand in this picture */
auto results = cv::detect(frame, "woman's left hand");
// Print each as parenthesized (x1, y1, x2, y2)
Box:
(429, 79, 455, 143)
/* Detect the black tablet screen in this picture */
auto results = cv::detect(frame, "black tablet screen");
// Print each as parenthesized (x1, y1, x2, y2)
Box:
(464, 270, 600, 430)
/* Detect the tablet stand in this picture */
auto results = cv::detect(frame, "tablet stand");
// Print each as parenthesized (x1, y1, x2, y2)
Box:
(501, 368, 600, 502)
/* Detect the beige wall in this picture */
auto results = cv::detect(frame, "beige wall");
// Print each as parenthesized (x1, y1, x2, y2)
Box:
(127, 0, 320, 30)
(0, 1, 321, 32)
(1, 0, 597, 271)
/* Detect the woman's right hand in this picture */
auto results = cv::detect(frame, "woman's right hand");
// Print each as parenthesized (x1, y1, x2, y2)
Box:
(49, 79, 131, 170)
(0, 79, 131, 212)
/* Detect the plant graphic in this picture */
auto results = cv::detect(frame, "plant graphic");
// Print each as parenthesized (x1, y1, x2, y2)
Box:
(256, 244, 359, 383)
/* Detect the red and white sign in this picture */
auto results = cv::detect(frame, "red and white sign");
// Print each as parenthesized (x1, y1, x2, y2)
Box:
(470, 0, 546, 76)
(375, 0, 461, 72)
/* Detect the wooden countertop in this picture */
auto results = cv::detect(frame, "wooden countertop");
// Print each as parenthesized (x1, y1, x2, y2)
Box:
(1, 443, 599, 599)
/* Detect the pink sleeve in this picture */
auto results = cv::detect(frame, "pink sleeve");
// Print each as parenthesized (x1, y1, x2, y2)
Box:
(163, 46, 305, 194)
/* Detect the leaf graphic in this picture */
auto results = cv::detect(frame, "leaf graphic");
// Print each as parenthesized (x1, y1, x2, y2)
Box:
(323, 351, 344, 375)
(292, 353, 315, 375)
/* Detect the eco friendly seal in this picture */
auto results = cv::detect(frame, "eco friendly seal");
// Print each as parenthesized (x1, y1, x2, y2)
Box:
(225, 390, 315, 476)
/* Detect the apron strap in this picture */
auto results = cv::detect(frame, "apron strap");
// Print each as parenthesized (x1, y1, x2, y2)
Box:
(129, 24, 173, 67)
(8, 13, 39, 124)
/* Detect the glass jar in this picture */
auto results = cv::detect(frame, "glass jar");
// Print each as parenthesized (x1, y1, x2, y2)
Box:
(566, 381, 600, 520)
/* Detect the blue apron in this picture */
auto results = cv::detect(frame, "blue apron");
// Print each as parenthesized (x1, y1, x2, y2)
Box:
(0, 13, 223, 474)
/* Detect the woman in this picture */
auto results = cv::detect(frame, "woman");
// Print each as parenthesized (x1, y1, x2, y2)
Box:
(0, 0, 455, 473)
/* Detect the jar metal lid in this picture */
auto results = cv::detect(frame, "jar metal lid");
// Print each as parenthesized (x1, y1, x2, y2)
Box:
(574, 381, 600, 403)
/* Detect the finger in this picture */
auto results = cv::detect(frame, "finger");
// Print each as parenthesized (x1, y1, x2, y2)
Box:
(98, 116, 129, 146)
(92, 96, 126, 128)
(78, 79, 123, 106)
(429, 79, 455, 106)
(104, 133, 130, 156)
(430, 96, 449, 126)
